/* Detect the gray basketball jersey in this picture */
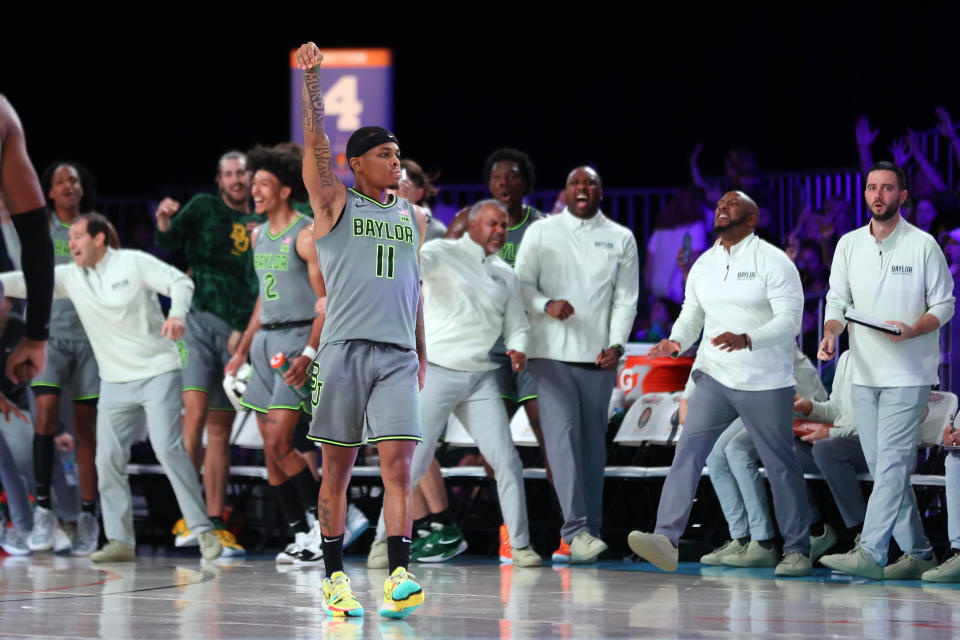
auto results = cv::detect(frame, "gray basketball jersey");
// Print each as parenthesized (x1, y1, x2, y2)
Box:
(316, 188, 421, 350)
(254, 214, 316, 324)
(498, 205, 544, 268)
(49, 214, 86, 340)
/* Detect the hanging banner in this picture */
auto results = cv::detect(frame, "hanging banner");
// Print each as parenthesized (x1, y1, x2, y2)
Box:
(290, 48, 393, 183)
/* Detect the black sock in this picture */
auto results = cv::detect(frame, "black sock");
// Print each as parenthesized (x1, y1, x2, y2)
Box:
(289, 467, 319, 512)
(736, 536, 750, 546)
(322, 533, 344, 576)
(210, 515, 225, 529)
(81, 501, 97, 515)
(272, 482, 309, 535)
(757, 539, 774, 550)
(430, 507, 452, 527)
(809, 522, 825, 537)
(387, 535, 412, 574)
(33, 434, 55, 509)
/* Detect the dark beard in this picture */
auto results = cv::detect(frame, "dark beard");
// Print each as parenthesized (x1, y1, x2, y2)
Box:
(870, 201, 899, 223)
(713, 215, 750, 235)
(221, 188, 248, 209)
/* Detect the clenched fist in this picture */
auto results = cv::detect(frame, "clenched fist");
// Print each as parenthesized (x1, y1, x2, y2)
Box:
(295, 42, 323, 70)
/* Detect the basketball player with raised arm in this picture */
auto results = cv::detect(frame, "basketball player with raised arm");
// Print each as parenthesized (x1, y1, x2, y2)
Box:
(295, 42, 427, 619)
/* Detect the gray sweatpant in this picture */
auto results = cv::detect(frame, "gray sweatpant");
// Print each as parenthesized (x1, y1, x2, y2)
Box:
(527, 359, 616, 542)
(853, 384, 932, 564)
(809, 434, 869, 529)
(655, 371, 811, 555)
(375, 363, 530, 547)
(96, 370, 212, 547)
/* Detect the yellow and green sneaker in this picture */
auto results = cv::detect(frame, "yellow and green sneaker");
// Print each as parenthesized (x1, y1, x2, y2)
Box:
(379, 567, 424, 619)
(321, 571, 364, 618)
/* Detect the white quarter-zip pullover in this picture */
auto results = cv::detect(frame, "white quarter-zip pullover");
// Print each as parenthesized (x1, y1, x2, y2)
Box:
(420, 235, 528, 372)
(515, 208, 639, 362)
(0, 248, 193, 383)
(670, 233, 803, 391)
(825, 217, 954, 387)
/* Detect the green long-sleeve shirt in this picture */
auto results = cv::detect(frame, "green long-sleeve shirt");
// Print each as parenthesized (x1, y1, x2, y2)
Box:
(156, 193, 260, 331)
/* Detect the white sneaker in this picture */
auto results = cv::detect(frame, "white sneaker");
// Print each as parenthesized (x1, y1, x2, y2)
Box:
(627, 531, 678, 571)
(0, 527, 31, 556)
(276, 530, 309, 564)
(345, 504, 369, 548)
(52, 520, 72, 554)
(28, 506, 56, 551)
(293, 522, 323, 565)
(72, 512, 100, 557)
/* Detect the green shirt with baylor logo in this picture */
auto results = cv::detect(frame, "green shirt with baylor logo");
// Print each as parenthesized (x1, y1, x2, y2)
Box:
(156, 193, 261, 331)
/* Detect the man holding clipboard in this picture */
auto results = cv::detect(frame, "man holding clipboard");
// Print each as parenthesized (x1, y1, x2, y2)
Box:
(818, 161, 955, 579)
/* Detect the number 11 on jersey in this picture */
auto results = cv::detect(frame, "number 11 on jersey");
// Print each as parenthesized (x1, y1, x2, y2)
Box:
(376, 244, 395, 279)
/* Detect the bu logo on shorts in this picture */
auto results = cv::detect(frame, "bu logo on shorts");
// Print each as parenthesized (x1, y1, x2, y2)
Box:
(310, 361, 324, 407)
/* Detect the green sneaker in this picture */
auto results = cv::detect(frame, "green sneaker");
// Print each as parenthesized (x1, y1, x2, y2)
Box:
(410, 522, 437, 557)
(412, 524, 467, 563)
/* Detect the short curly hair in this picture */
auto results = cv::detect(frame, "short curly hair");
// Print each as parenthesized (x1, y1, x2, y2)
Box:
(246, 144, 307, 203)
(483, 148, 535, 195)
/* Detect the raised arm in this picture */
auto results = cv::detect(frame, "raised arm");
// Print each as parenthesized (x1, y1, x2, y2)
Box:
(906, 129, 946, 193)
(443, 206, 470, 239)
(854, 116, 877, 175)
(936, 107, 960, 186)
(295, 42, 347, 237)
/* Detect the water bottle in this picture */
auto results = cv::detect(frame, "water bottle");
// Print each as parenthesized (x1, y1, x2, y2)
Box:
(61, 450, 78, 487)
(270, 353, 311, 400)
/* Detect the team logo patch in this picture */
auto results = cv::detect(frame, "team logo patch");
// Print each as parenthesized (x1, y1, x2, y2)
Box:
(310, 362, 324, 407)
(353, 197, 367, 208)
(891, 265, 913, 275)
(594, 241, 614, 249)
(736, 271, 757, 280)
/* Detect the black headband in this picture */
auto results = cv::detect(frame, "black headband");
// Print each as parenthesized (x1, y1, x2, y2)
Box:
(346, 126, 399, 162)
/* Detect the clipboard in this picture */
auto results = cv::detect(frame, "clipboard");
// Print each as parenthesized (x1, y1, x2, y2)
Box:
(845, 309, 902, 335)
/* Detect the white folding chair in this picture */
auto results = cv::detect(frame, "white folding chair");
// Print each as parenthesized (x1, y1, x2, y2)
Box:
(613, 391, 683, 446)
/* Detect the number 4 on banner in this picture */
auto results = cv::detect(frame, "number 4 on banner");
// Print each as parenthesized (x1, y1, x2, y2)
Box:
(325, 75, 363, 131)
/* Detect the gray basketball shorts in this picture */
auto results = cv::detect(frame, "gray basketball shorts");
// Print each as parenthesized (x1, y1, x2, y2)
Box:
(179, 309, 235, 411)
(308, 340, 422, 447)
(31, 337, 100, 400)
(240, 324, 312, 415)
(489, 350, 538, 404)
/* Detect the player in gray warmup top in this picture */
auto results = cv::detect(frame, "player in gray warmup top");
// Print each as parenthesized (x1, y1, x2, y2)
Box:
(296, 41, 427, 619)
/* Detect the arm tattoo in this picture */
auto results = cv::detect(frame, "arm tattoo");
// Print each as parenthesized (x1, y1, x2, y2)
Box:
(301, 65, 336, 188)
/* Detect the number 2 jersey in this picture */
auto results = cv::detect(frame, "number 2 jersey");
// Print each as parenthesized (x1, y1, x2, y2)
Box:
(253, 214, 316, 324)
(316, 188, 421, 350)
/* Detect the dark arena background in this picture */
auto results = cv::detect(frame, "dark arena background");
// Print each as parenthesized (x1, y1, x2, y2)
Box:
(2, 6, 960, 640)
